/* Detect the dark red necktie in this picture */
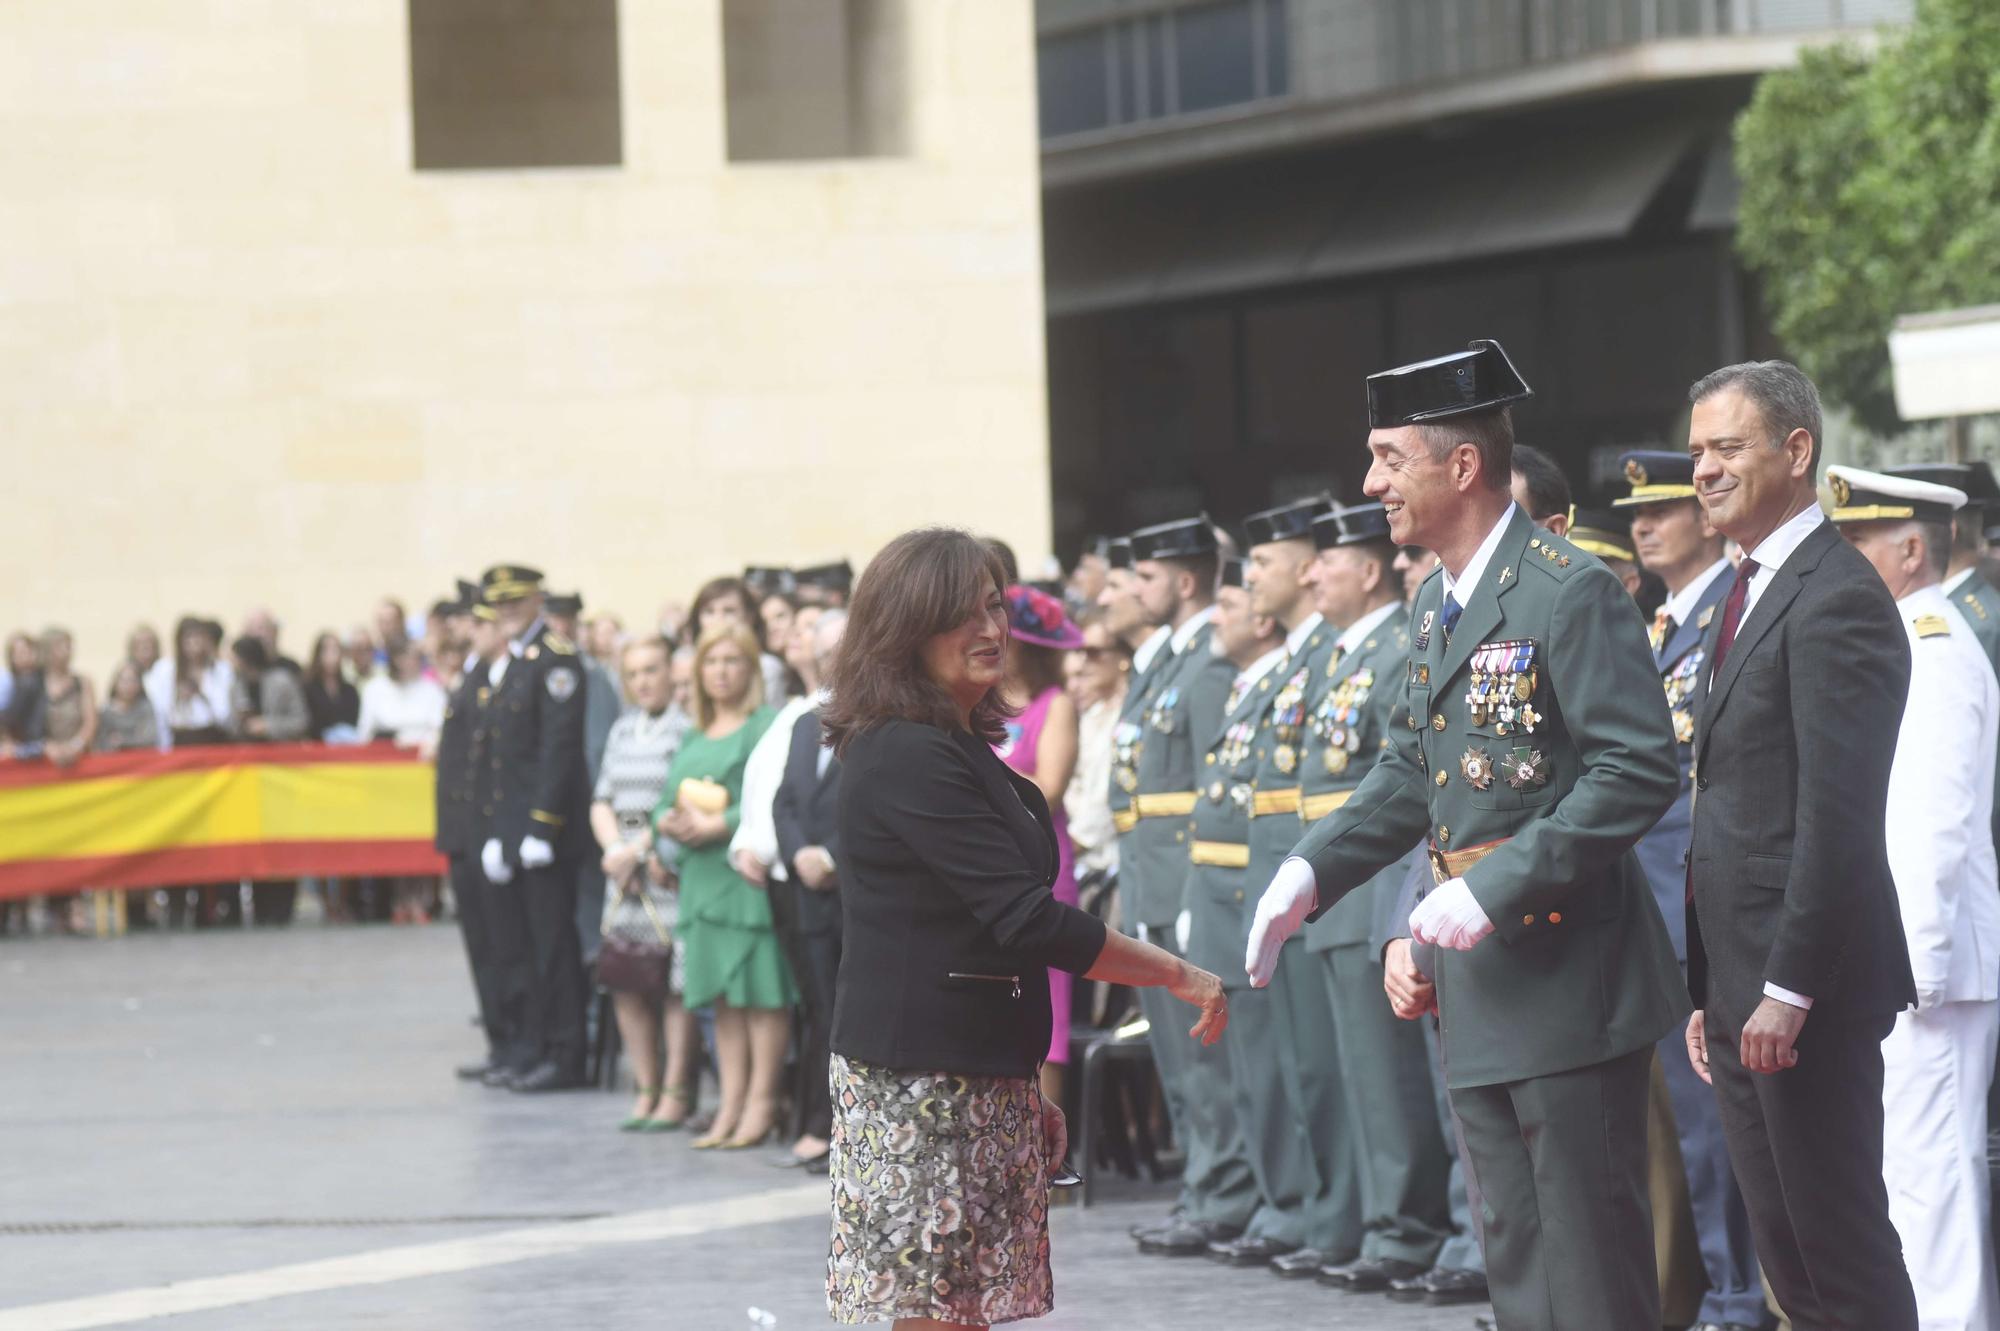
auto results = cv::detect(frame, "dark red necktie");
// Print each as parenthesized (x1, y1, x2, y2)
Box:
(1708, 558, 1760, 682)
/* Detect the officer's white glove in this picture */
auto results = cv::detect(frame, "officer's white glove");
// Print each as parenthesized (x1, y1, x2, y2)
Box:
(519, 836, 554, 870)
(1175, 909, 1192, 954)
(481, 838, 514, 885)
(1245, 857, 1318, 988)
(1408, 877, 1493, 951)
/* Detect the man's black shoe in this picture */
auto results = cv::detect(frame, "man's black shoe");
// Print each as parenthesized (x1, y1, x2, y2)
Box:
(1384, 1269, 1433, 1301)
(480, 1064, 522, 1089)
(455, 1060, 497, 1081)
(508, 1061, 586, 1093)
(1424, 1267, 1490, 1305)
(1129, 1208, 1186, 1243)
(1473, 1318, 1496, 1331)
(1205, 1235, 1296, 1266)
(1337, 1257, 1430, 1292)
(1269, 1247, 1338, 1278)
(1138, 1220, 1240, 1256)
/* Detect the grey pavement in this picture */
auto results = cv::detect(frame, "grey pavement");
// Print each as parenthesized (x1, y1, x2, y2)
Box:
(0, 923, 1488, 1330)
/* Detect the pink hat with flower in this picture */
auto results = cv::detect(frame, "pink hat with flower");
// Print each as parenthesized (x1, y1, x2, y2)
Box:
(1004, 584, 1084, 650)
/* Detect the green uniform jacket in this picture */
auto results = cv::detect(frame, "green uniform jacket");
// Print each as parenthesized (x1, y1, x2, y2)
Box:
(1949, 571, 2000, 846)
(1109, 629, 1175, 832)
(1299, 605, 1418, 952)
(1291, 508, 1685, 1089)
(1246, 620, 1339, 908)
(1126, 617, 1236, 928)
(1184, 661, 1278, 981)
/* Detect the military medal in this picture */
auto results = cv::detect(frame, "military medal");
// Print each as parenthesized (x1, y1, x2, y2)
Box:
(1503, 747, 1549, 790)
(1274, 743, 1297, 775)
(1149, 686, 1180, 734)
(1415, 610, 1434, 650)
(1324, 747, 1349, 776)
(1459, 745, 1495, 791)
(1208, 780, 1227, 804)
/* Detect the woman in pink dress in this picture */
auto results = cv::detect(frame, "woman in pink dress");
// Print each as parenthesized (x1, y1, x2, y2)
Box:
(993, 584, 1085, 1105)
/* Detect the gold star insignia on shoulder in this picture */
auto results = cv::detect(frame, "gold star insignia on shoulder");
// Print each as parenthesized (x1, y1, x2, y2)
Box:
(1915, 614, 1952, 639)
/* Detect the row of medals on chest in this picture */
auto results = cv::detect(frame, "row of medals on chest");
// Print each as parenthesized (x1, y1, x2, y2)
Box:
(1208, 661, 1373, 806)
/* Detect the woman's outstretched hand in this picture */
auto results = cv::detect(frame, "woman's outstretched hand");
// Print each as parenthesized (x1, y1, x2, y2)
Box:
(1169, 961, 1229, 1045)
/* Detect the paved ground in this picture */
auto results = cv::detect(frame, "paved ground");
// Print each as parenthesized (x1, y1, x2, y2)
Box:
(0, 923, 1489, 1329)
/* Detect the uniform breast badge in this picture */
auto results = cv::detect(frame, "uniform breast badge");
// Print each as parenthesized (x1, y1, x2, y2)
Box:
(1149, 686, 1180, 733)
(1503, 747, 1549, 790)
(1207, 780, 1228, 804)
(1459, 745, 1495, 791)
(1415, 610, 1435, 651)
(1323, 746, 1350, 776)
(1274, 743, 1298, 775)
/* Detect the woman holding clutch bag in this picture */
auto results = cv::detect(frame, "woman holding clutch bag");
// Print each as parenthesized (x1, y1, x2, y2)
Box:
(822, 528, 1228, 1329)
(591, 636, 695, 1132)
(655, 622, 791, 1149)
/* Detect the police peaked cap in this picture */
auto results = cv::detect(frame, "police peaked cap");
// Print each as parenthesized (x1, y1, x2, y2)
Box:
(545, 591, 584, 617)
(1568, 508, 1635, 564)
(1367, 339, 1534, 429)
(1886, 462, 2000, 513)
(1243, 496, 1332, 547)
(480, 564, 544, 603)
(1827, 465, 1966, 526)
(1129, 517, 1219, 562)
(795, 561, 854, 593)
(1613, 450, 1699, 508)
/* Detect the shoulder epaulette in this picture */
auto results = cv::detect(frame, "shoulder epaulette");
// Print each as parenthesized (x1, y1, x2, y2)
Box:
(544, 631, 577, 655)
(1524, 533, 1580, 579)
(1960, 593, 1988, 622)
(1915, 614, 1952, 640)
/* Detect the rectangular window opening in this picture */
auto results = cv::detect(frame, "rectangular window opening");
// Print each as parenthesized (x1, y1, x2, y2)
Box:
(723, 0, 911, 162)
(409, 0, 623, 171)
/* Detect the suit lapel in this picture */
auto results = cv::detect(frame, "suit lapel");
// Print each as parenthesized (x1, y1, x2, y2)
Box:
(973, 738, 1057, 881)
(1697, 524, 1834, 742)
(1661, 569, 1731, 672)
(1435, 508, 1533, 690)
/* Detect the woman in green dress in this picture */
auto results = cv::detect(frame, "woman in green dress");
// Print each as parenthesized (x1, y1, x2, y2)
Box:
(654, 622, 793, 1148)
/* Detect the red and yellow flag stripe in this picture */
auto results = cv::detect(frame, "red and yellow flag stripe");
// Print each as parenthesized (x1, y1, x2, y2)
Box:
(0, 743, 444, 898)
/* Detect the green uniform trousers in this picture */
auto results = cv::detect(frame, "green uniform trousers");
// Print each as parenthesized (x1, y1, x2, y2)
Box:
(1268, 937, 1362, 1257)
(1222, 967, 1325, 1246)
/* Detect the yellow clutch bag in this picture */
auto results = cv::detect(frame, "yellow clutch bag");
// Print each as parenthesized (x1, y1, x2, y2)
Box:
(678, 777, 729, 815)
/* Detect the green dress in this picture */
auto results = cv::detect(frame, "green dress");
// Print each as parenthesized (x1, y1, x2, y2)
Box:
(657, 706, 796, 1010)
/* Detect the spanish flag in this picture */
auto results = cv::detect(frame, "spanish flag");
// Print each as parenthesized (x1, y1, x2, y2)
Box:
(0, 743, 444, 899)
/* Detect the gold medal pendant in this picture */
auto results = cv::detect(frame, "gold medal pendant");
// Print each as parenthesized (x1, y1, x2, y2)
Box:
(1275, 744, 1298, 775)
(1324, 746, 1349, 776)
(1459, 745, 1495, 791)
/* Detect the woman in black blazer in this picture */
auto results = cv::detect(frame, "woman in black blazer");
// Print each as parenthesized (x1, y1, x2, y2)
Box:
(820, 528, 1226, 1330)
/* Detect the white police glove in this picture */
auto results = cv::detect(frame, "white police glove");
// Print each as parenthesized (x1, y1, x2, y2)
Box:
(1408, 877, 1493, 951)
(481, 838, 514, 885)
(1175, 909, 1191, 954)
(1245, 856, 1318, 988)
(519, 835, 554, 870)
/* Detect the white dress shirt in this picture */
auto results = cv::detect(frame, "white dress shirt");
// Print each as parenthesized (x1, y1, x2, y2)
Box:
(1170, 604, 1217, 656)
(1283, 612, 1324, 659)
(1335, 600, 1400, 655)
(730, 692, 816, 881)
(1660, 557, 1733, 633)
(1945, 566, 1978, 597)
(1132, 625, 1172, 678)
(1233, 646, 1287, 697)
(1439, 503, 1521, 605)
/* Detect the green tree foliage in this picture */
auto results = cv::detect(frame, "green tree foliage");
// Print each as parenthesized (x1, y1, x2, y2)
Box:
(1734, 0, 2000, 435)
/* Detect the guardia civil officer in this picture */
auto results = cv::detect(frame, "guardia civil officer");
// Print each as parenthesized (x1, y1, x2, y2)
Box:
(1179, 558, 1289, 1257)
(1829, 466, 2000, 1331)
(1206, 496, 1362, 1275)
(1120, 518, 1259, 1256)
(1249, 341, 1685, 1330)
(1295, 503, 1453, 1296)
(477, 565, 592, 1092)
(1103, 535, 1174, 928)
(1614, 450, 1766, 1331)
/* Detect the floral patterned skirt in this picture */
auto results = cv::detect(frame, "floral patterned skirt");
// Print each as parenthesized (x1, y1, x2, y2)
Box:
(826, 1053, 1055, 1326)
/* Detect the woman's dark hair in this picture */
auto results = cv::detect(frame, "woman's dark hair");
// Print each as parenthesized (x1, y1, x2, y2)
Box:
(690, 576, 766, 651)
(232, 636, 270, 674)
(1012, 640, 1067, 699)
(822, 528, 1016, 756)
(307, 631, 344, 689)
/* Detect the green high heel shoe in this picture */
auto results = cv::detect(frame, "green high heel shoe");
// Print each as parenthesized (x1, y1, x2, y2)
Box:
(640, 1086, 694, 1133)
(619, 1086, 663, 1131)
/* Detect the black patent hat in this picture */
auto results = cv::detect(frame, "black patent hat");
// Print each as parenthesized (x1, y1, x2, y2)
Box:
(1367, 339, 1533, 428)
(1219, 557, 1247, 590)
(796, 561, 854, 594)
(1243, 497, 1331, 547)
(1129, 517, 1219, 562)
(1312, 502, 1392, 550)
(544, 591, 583, 617)
(1106, 537, 1134, 571)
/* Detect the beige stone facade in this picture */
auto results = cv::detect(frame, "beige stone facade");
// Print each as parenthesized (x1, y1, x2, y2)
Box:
(1, 1, 1051, 676)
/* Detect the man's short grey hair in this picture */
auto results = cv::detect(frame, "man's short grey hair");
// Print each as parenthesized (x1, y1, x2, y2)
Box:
(1908, 520, 1952, 580)
(1688, 360, 1824, 477)
(813, 608, 848, 664)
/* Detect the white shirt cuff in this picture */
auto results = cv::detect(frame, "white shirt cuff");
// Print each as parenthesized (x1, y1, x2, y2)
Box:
(1763, 981, 1813, 1011)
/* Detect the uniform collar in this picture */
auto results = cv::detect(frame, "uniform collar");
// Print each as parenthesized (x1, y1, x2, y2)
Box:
(1335, 601, 1398, 654)
(1236, 646, 1287, 693)
(1170, 604, 1216, 655)
(1946, 566, 1977, 595)
(1662, 557, 1732, 628)
(1132, 624, 1172, 676)
(1283, 611, 1324, 657)
(1897, 581, 1949, 617)
(1439, 502, 1519, 606)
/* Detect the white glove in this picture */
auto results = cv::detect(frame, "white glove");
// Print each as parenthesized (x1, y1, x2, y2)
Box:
(481, 838, 514, 885)
(1408, 877, 1493, 951)
(1175, 909, 1192, 954)
(519, 835, 554, 870)
(1245, 856, 1318, 988)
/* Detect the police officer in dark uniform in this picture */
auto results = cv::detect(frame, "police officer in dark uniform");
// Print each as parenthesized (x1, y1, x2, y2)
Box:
(476, 565, 591, 1092)
(443, 582, 532, 1082)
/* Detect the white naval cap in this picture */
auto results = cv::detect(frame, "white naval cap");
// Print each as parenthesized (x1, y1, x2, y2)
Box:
(1826, 465, 1967, 526)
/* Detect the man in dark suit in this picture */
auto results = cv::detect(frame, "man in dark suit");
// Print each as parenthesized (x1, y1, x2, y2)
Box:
(771, 610, 847, 1171)
(1683, 360, 1919, 1330)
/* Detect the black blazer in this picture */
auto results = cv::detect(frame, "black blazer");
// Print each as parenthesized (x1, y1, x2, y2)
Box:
(1687, 520, 1918, 1034)
(773, 710, 843, 937)
(830, 718, 1108, 1079)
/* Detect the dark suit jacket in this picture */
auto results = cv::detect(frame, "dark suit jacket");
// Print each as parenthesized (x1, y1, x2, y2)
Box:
(1687, 520, 1918, 1034)
(831, 718, 1108, 1079)
(773, 709, 843, 937)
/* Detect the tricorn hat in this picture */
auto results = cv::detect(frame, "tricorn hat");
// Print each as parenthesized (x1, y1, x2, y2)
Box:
(1367, 339, 1533, 429)
(1244, 497, 1332, 548)
(1129, 517, 1219, 563)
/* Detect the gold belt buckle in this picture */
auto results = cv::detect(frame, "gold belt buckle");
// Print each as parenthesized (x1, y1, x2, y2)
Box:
(1428, 846, 1450, 886)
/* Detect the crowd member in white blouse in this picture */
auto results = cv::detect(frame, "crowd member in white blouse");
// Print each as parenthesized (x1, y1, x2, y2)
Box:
(1064, 609, 1130, 883)
(357, 640, 447, 748)
(728, 605, 826, 889)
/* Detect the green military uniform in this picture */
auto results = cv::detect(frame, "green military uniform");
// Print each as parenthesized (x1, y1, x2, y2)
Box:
(1278, 342, 1685, 1330)
(1296, 509, 1452, 1276)
(1188, 637, 1317, 1252)
(1122, 519, 1258, 1234)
